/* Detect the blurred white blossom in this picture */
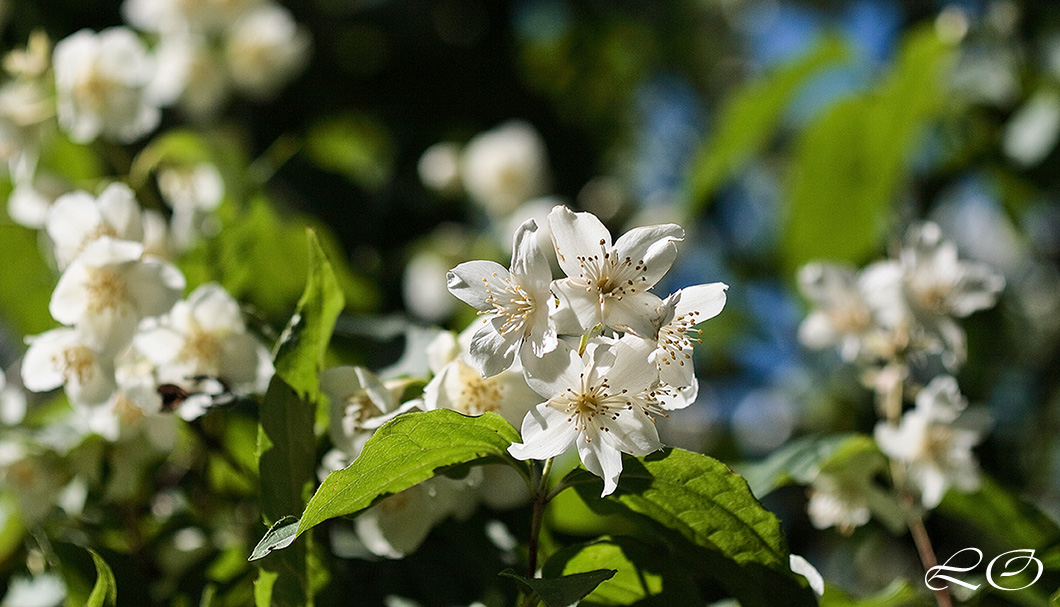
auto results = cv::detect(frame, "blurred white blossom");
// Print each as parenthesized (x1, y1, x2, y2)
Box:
(224, 4, 310, 99)
(461, 120, 549, 216)
(134, 283, 272, 415)
(874, 376, 986, 508)
(46, 183, 144, 269)
(52, 27, 160, 143)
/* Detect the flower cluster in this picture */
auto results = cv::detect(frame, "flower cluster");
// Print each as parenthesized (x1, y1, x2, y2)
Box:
(449, 205, 727, 495)
(316, 327, 540, 558)
(798, 221, 1002, 530)
(123, 0, 311, 118)
(19, 183, 271, 438)
(798, 221, 1004, 374)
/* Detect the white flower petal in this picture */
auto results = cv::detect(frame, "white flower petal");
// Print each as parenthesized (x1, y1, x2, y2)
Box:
(508, 403, 577, 461)
(467, 317, 520, 377)
(126, 259, 185, 318)
(612, 223, 683, 288)
(674, 283, 727, 321)
(550, 278, 600, 334)
(520, 339, 583, 400)
(446, 260, 510, 310)
(509, 218, 552, 295)
(604, 291, 663, 338)
(188, 283, 244, 332)
(548, 205, 611, 279)
(577, 431, 624, 497)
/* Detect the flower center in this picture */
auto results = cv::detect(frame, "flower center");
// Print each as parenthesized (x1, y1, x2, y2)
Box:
(572, 239, 649, 302)
(113, 394, 145, 426)
(342, 394, 382, 436)
(453, 362, 504, 415)
(53, 345, 96, 384)
(181, 328, 222, 371)
(74, 64, 118, 111)
(481, 273, 536, 337)
(85, 267, 129, 314)
(658, 309, 703, 369)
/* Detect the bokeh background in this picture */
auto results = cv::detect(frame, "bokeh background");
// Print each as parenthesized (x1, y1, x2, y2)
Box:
(3, 0, 1060, 605)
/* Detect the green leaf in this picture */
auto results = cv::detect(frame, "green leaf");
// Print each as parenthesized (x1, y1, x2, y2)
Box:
(272, 229, 346, 401)
(179, 197, 377, 323)
(86, 549, 117, 607)
(820, 580, 930, 607)
(782, 26, 955, 273)
(542, 537, 704, 606)
(567, 449, 816, 607)
(499, 568, 617, 607)
(39, 129, 105, 182)
(304, 114, 394, 190)
(939, 475, 1060, 552)
(0, 217, 56, 337)
(250, 409, 528, 560)
(685, 37, 847, 213)
(738, 433, 860, 498)
(255, 232, 344, 607)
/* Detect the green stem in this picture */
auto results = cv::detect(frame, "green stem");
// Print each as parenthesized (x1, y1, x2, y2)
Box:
(526, 457, 554, 578)
(877, 361, 951, 607)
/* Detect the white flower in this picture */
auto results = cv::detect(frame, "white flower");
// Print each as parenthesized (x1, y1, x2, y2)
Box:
(0, 372, 27, 425)
(460, 120, 549, 216)
(224, 4, 310, 99)
(46, 183, 144, 269)
(874, 376, 986, 508)
(158, 162, 224, 213)
(509, 338, 664, 496)
(21, 327, 116, 406)
(647, 283, 727, 394)
(447, 219, 557, 376)
(860, 223, 1004, 369)
(0, 77, 51, 166)
(354, 474, 479, 559)
(123, 0, 264, 34)
(6, 173, 68, 230)
(421, 325, 541, 428)
(321, 366, 419, 461)
(895, 222, 1005, 319)
(134, 283, 272, 399)
(806, 473, 872, 534)
(53, 27, 161, 143)
(50, 238, 185, 354)
(417, 141, 463, 196)
(797, 262, 875, 360)
(789, 555, 825, 597)
(158, 162, 225, 250)
(147, 33, 232, 119)
(549, 205, 683, 338)
(403, 249, 458, 323)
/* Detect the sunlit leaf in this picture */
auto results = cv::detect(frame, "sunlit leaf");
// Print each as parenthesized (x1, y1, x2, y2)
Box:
(179, 197, 377, 323)
(250, 409, 528, 561)
(0, 220, 54, 337)
(542, 536, 703, 606)
(304, 114, 394, 190)
(738, 433, 860, 498)
(685, 37, 847, 212)
(939, 475, 1060, 552)
(820, 580, 930, 607)
(255, 231, 343, 607)
(782, 26, 955, 273)
(499, 568, 616, 607)
(566, 449, 816, 607)
(86, 549, 117, 607)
